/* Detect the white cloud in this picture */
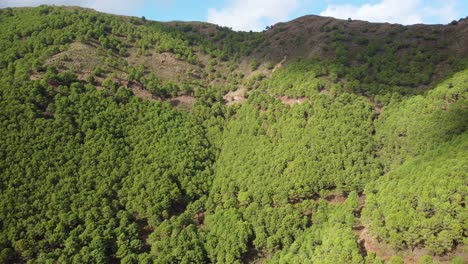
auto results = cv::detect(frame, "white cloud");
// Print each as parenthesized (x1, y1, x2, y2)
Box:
(0, 0, 144, 16)
(422, 0, 458, 23)
(320, 0, 459, 25)
(207, 0, 300, 31)
(88, 0, 144, 15)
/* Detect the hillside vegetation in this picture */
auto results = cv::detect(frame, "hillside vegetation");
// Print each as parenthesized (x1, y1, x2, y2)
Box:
(0, 5, 467, 264)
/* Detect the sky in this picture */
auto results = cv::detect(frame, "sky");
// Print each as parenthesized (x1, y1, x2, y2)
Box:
(1, 0, 467, 31)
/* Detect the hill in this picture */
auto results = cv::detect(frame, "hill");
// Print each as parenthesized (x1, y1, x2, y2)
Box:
(0, 5, 467, 264)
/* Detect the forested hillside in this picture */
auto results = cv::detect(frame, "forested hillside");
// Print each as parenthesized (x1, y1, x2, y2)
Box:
(0, 5, 467, 264)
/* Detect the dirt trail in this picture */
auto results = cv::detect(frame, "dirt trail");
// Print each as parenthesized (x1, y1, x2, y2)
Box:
(272, 56, 287, 73)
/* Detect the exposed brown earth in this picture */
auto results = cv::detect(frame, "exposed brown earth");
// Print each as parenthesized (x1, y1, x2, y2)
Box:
(277, 96, 307, 105)
(323, 193, 346, 204)
(223, 87, 247, 105)
(46, 41, 104, 73)
(169, 95, 196, 109)
(128, 82, 156, 101)
(193, 211, 207, 228)
(127, 50, 197, 82)
(272, 56, 287, 73)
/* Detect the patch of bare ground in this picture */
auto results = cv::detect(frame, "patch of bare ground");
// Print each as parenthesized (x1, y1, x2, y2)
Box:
(127, 49, 196, 82)
(193, 211, 207, 229)
(319, 88, 331, 96)
(128, 81, 156, 101)
(30, 74, 41, 81)
(277, 96, 307, 105)
(323, 193, 346, 204)
(46, 41, 104, 73)
(91, 75, 106, 90)
(169, 95, 195, 110)
(224, 87, 247, 105)
(194, 51, 212, 68)
(121, 79, 195, 108)
(237, 59, 272, 80)
(125, 81, 194, 109)
(236, 59, 255, 76)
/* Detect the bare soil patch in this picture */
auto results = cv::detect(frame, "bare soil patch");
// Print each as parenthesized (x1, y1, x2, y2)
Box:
(169, 95, 195, 110)
(319, 88, 331, 95)
(323, 193, 346, 204)
(128, 82, 156, 101)
(127, 50, 196, 82)
(193, 211, 207, 228)
(223, 87, 247, 105)
(46, 41, 104, 73)
(277, 96, 307, 105)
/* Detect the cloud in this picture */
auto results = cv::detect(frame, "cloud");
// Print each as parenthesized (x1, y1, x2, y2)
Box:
(0, 0, 145, 16)
(88, 0, 145, 15)
(320, 0, 459, 25)
(422, 0, 458, 23)
(207, 0, 300, 31)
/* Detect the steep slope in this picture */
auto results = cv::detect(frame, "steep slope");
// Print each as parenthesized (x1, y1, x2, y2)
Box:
(264, 15, 468, 60)
(0, 5, 467, 264)
(363, 134, 467, 260)
(175, 15, 468, 95)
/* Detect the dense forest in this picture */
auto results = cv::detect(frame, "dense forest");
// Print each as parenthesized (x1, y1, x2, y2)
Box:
(0, 5, 467, 264)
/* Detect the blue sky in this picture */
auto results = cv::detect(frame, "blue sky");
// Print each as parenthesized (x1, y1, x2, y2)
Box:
(1, 0, 467, 31)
